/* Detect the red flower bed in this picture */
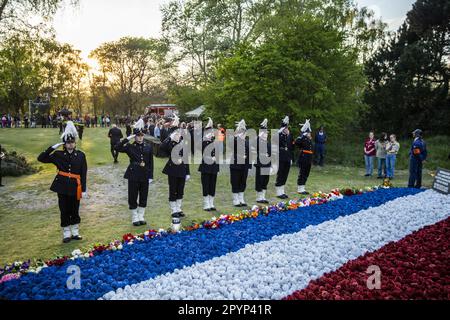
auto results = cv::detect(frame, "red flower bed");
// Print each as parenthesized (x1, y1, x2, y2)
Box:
(284, 217, 450, 300)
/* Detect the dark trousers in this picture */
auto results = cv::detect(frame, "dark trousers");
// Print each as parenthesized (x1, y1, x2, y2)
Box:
(128, 180, 149, 209)
(230, 169, 248, 193)
(275, 161, 291, 187)
(169, 176, 186, 201)
(314, 144, 325, 166)
(111, 144, 119, 161)
(58, 194, 80, 228)
(408, 157, 423, 188)
(255, 167, 270, 192)
(201, 173, 217, 196)
(297, 157, 312, 186)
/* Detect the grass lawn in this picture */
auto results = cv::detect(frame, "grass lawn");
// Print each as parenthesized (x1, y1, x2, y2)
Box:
(0, 127, 443, 265)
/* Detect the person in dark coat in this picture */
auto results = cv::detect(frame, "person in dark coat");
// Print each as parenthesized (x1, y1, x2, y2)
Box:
(115, 119, 154, 226)
(160, 115, 190, 218)
(314, 126, 327, 166)
(255, 119, 271, 204)
(37, 121, 87, 243)
(275, 116, 293, 199)
(108, 124, 123, 163)
(296, 119, 313, 195)
(408, 129, 427, 189)
(230, 119, 251, 207)
(198, 118, 219, 211)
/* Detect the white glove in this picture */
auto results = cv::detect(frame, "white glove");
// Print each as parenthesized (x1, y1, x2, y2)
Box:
(185, 175, 190, 182)
(82, 192, 88, 199)
(148, 179, 153, 184)
(52, 142, 64, 149)
(170, 131, 181, 142)
(127, 134, 135, 140)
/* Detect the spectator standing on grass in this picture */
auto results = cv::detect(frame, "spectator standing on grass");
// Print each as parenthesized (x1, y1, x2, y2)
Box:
(375, 132, 388, 179)
(385, 134, 400, 179)
(314, 126, 327, 167)
(364, 131, 376, 177)
(408, 129, 427, 189)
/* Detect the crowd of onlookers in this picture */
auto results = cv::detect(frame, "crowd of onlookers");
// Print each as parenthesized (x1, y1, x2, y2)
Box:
(364, 131, 400, 179)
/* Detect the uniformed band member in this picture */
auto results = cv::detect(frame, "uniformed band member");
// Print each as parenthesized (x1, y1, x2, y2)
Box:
(230, 119, 251, 207)
(115, 119, 154, 226)
(108, 124, 124, 163)
(199, 118, 219, 211)
(160, 115, 190, 218)
(255, 119, 271, 204)
(38, 121, 87, 243)
(275, 116, 293, 199)
(296, 119, 313, 195)
(408, 129, 427, 189)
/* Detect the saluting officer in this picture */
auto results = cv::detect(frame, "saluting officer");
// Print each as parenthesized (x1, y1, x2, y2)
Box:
(38, 121, 87, 243)
(230, 119, 251, 207)
(408, 129, 427, 189)
(160, 115, 190, 218)
(115, 119, 154, 226)
(199, 118, 219, 211)
(296, 119, 313, 195)
(275, 116, 293, 199)
(255, 119, 271, 204)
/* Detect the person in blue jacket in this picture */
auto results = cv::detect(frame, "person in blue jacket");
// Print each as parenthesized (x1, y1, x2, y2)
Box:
(408, 129, 427, 189)
(314, 126, 327, 166)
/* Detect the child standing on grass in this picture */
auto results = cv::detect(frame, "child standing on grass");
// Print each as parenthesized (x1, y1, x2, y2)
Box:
(375, 133, 388, 179)
(364, 131, 376, 177)
(386, 134, 400, 179)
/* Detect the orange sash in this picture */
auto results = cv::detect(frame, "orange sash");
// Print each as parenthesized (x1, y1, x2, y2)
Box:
(303, 150, 314, 155)
(413, 148, 421, 155)
(58, 171, 82, 200)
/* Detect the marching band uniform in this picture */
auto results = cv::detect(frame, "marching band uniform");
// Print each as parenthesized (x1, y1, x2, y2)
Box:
(275, 116, 293, 199)
(37, 121, 87, 243)
(255, 119, 271, 204)
(160, 115, 190, 218)
(296, 119, 313, 195)
(199, 118, 219, 211)
(230, 120, 251, 207)
(115, 119, 154, 226)
(408, 129, 427, 189)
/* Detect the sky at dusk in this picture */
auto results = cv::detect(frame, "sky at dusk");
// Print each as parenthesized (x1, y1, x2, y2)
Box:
(52, 0, 416, 63)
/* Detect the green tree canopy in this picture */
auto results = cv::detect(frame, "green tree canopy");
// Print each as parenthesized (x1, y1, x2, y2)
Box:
(205, 16, 365, 135)
(363, 0, 450, 136)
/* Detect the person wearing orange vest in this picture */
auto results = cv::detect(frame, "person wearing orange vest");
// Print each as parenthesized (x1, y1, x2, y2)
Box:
(38, 121, 87, 243)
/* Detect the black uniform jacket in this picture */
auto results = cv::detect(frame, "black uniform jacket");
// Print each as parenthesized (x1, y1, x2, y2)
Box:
(38, 147, 87, 196)
(279, 132, 294, 163)
(115, 139, 154, 181)
(295, 135, 314, 165)
(230, 136, 251, 171)
(255, 137, 272, 168)
(198, 138, 220, 174)
(108, 127, 124, 145)
(160, 137, 190, 178)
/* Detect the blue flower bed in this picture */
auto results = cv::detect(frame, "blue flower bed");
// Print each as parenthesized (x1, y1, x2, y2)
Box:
(0, 188, 422, 300)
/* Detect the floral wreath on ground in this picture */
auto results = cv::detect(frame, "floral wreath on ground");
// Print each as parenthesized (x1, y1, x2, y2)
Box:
(0, 185, 385, 283)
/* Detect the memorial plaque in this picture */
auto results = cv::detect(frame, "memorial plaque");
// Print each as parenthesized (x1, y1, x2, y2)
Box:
(432, 168, 450, 195)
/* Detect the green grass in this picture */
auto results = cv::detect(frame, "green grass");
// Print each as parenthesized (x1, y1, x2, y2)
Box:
(0, 128, 445, 265)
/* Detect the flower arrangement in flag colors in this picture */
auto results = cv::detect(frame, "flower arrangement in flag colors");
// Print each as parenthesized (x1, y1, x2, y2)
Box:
(0, 186, 448, 301)
(284, 218, 450, 300)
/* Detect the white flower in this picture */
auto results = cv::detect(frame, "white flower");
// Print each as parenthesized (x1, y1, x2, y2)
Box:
(117, 244, 123, 250)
